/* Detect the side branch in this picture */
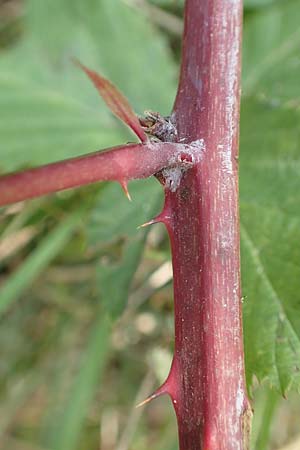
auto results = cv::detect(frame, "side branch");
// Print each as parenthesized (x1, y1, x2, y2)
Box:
(0, 142, 190, 207)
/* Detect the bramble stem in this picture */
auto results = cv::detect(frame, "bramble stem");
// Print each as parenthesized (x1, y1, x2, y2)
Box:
(160, 0, 252, 448)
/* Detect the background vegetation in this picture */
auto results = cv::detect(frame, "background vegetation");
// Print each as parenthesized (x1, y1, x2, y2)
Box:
(0, 0, 300, 449)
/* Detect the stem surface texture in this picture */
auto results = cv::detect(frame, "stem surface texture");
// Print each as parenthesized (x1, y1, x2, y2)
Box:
(159, 1, 252, 449)
(0, 142, 192, 207)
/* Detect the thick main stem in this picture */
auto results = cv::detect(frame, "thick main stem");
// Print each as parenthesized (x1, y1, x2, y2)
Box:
(165, 1, 252, 449)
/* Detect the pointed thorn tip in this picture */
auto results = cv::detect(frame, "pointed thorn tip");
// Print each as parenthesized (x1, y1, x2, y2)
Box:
(137, 210, 172, 229)
(135, 383, 169, 408)
(135, 394, 156, 409)
(120, 181, 132, 201)
(137, 219, 156, 230)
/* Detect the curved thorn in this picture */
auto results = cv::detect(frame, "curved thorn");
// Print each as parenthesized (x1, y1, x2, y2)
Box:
(137, 218, 157, 230)
(135, 383, 168, 409)
(137, 208, 173, 229)
(135, 394, 157, 409)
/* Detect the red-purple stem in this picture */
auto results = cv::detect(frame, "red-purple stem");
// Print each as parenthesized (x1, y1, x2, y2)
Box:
(153, 0, 252, 449)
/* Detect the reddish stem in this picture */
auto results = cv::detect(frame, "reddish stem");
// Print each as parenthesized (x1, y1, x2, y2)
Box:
(75, 60, 148, 143)
(0, 142, 190, 207)
(157, 1, 252, 449)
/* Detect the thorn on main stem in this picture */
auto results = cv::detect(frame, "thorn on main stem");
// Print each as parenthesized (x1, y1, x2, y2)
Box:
(135, 393, 158, 409)
(136, 357, 179, 412)
(137, 209, 172, 230)
(137, 218, 157, 230)
(135, 382, 169, 409)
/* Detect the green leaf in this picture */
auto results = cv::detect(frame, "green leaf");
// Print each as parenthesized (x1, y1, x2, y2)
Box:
(88, 179, 162, 243)
(88, 178, 162, 319)
(0, 45, 125, 170)
(240, 99, 300, 393)
(244, 0, 283, 9)
(0, 208, 84, 316)
(241, 0, 300, 394)
(73, 0, 177, 113)
(243, 0, 300, 101)
(0, 0, 176, 171)
(241, 221, 300, 393)
(148, 0, 184, 8)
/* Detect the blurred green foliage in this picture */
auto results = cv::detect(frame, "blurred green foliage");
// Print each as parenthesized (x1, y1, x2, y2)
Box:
(0, 0, 300, 449)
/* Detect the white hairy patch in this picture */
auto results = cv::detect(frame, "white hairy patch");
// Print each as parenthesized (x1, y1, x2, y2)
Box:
(236, 387, 244, 414)
(162, 167, 183, 192)
(189, 138, 206, 155)
(163, 139, 206, 192)
(218, 143, 233, 175)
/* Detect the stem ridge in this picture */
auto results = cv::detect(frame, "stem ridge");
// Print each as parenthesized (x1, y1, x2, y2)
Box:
(164, 0, 252, 448)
